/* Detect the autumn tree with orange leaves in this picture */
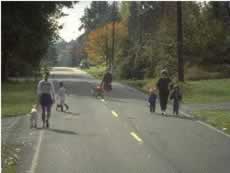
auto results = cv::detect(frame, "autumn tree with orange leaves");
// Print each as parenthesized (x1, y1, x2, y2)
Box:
(85, 21, 128, 64)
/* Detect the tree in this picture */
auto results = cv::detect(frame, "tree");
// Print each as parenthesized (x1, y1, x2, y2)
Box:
(2, 2, 73, 81)
(177, 1, 184, 81)
(85, 22, 128, 64)
(79, 1, 110, 32)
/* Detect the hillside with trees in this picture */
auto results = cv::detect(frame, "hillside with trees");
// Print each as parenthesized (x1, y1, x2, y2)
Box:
(78, 1, 230, 81)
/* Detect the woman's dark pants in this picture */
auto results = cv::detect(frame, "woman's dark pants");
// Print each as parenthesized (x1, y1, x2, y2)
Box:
(40, 94, 52, 126)
(159, 92, 169, 111)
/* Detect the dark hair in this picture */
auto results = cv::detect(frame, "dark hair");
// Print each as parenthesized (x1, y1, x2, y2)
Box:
(59, 82, 63, 86)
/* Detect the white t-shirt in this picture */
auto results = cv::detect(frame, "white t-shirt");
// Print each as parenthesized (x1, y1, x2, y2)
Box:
(31, 108, 38, 121)
(37, 79, 55, 100)
(57, 87, 66, 104)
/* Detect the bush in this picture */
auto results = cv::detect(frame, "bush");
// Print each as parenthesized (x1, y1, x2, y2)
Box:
(185, 66, 223, 80)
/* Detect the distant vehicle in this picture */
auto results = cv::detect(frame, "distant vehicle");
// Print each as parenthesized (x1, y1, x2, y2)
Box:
(79, 61, 89, 69)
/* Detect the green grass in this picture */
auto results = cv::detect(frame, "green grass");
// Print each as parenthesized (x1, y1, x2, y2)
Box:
(121, 78, 230, 104)
(193, 110, 230, 134)
(1, 144, 21, 173)
(2, 81, 37, 117)
(84, 64, 107, 79)
(2, 164, 16, 173)
(182, 79, 230, 104)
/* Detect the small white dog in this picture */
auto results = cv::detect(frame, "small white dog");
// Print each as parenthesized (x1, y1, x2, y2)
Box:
(30, 104, 39, 128)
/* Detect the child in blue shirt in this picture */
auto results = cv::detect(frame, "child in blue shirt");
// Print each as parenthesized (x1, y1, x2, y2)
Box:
(148, 88, 157, 113)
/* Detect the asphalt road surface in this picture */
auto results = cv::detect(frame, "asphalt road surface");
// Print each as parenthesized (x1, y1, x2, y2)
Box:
(11, 67, 230, 173)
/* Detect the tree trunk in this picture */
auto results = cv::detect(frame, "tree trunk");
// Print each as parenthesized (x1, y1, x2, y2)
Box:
(177, 1, 184, 82)
(2, 56, 8, 82)
(111, 2, 116, 74)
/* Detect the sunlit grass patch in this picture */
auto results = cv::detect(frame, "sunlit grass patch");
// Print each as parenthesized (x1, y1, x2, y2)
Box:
(2, 81, 37, 117)
(193, 110, 230, 134)
(182, 79, 230, 104)
(1, 144, 22, 173)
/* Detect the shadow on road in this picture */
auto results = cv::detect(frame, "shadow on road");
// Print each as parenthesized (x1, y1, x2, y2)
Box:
(154, 112, 195, 121)
(47, 128, 78, 135)
(56, 110, 80, 116)
(51, 79, 146, 101)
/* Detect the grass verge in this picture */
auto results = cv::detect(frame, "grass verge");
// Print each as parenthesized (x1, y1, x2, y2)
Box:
(2, 81, 37, 117)
(182, 79, 230, 104)
(2, 144, 22, 173)
(193, 110, 230, 134)
(120, 79, 230, 104)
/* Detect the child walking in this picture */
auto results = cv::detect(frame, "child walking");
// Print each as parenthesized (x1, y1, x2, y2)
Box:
(56, 82, 69, 112)
(148, 88, 157, 113)
(170, 84, 182, 115)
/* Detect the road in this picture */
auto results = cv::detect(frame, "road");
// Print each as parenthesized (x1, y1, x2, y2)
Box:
(7, 67, 230, 173)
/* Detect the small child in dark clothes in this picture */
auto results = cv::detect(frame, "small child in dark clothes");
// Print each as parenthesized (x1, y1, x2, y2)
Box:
(170, 84, 182, 115)
(148, 88, 157, 113)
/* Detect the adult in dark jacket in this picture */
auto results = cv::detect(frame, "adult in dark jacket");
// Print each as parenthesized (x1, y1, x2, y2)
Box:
(156, 70, 171, 115)
(101, 70, 112, 91)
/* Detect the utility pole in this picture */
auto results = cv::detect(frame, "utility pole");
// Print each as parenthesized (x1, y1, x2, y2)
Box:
(111, 1, 116, 74)
(177, 1, 184, 82)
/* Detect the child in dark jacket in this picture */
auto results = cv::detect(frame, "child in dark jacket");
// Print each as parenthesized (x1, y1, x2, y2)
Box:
(148, 88, 157, 113)
(170, 84, 182, 115)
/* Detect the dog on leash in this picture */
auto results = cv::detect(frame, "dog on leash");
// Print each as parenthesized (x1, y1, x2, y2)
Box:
(91, 85, 104, 98)
(30, 104, 39, 128)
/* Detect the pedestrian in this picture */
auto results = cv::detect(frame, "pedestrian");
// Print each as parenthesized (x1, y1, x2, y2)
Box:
(156, 69, 172, 115)
(148, 88, 157, 113)
(37, 71, 55, 128)
(56, 81, 69, 112)
(170, 84, 182, 115)
(101, 69, 112, 92)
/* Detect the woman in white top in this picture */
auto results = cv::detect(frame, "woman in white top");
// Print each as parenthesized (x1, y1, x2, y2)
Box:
(37, 72, 55, 128)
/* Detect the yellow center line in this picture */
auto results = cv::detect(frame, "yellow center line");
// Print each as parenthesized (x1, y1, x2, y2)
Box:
(130, 132, 143, 143)
(111, 110, 119, 118)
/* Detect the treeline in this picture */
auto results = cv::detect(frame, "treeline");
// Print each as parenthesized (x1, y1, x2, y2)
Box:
(2, 2, 73, 81)
(78, 1, 230, 80)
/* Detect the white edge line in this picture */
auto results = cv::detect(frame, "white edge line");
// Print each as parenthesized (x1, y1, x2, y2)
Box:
(180, 110, 230, 138)
(130, 132, 143, 143)
(197, 120, 230, 138)
(30, 130, 44, 173)
(111, 110, 119, 118)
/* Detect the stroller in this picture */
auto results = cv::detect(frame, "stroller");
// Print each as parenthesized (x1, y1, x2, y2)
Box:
(91, 85, 104, 98)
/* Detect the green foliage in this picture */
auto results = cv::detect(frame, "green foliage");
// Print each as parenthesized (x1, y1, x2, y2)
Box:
(79, 2, 119, 32)
(84, 64, 107, 79)
(2, 2, 73, 81)
(79, 2, 230, 81)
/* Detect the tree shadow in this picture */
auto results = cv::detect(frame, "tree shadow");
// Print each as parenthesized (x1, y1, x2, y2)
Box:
(47, 128, 78, 135)
(105, 97, 128, 103)
(56, 110, 80, 116)
(64, 111, 80, 116)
